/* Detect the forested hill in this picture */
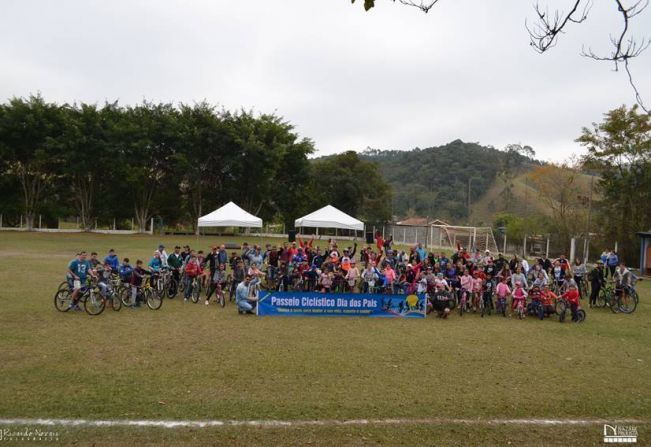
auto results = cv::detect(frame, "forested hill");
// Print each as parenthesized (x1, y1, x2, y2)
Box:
(359, 139, 539, 222)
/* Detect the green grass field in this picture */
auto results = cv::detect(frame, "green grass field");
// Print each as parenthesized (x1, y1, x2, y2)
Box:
(0, 232, 649, 446)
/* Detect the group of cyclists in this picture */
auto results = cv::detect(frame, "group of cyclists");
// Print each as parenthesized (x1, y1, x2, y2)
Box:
(62, 234, 639, 319)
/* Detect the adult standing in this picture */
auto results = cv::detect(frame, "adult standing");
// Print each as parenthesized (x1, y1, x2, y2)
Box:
(573, 257, 587, 298)
(167, 246, 183, 294)
(588, 261, 604, 308)
(157, 244, 169, 268)
(600, 250, 609, 275)
(67, 251, 93, 310)
(606, 251, 619, 278)
(416, 243, 427, 264)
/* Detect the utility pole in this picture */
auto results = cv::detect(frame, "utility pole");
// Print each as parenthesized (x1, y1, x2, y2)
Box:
(467, 177, 474, 225)
(584, 174, 594, 262)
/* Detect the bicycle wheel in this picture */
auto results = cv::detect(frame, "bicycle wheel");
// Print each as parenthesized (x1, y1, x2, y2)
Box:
(167, 278, 178, 299)
(54, 288, 72, 312)
(448, 295, 457, 311)
(191, 283, 200, 303)
(596, 289, 607, 308)
(57, 281, 68, 293)
(120, 287, 133, 307)
(608, 295, 620, 314)
(146, 289, 163, 310)
(576, 309, 586, 323)
(618, 292, 637, 314)
(111, 292, 122, 311)
(84, 291, 106, 316)
(558, 301, 567, 323)
(218, 291, 226, 308)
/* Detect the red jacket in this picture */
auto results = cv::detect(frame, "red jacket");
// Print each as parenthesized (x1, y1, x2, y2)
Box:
(562, 289, 580, 306)
(184, 261, 201, 278)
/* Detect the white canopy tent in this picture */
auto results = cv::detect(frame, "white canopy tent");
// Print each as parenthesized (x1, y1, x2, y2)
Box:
(197, 201, 262, 228)
(294, 205, 364, 234)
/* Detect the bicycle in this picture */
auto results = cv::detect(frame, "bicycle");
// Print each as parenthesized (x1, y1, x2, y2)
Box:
(189, 276, 203, 303)
(84, 281, 122, 316)
(458, 288, 470, 317)
(596, 281, 614, 308)
(120, 277, 163, 310)
(54, 277, 92, 311)
(579, 276, 590, 300)
(480, 292, 493, 317)
(612, 285, 639, 314)
(208, 282, 227, 307)
(514, 298, 526, 320)
(495, 295, 508, 317)
(556, 297, 586, 323)
(527, 299, 544, 320)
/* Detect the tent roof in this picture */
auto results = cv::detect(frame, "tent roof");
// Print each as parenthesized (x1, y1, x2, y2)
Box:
(294, 205, 364, 231)
(197, 202, 262, 228)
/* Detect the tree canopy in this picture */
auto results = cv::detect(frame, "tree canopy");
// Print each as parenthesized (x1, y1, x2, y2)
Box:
(0, 95, 391, 231)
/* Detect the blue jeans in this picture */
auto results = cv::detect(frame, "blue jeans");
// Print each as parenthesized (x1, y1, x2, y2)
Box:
(238, 300, 255, 313)
(183, 276, 194, 299)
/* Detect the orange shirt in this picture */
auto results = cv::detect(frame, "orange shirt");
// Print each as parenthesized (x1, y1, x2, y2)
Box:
(541, 290, 557, 306)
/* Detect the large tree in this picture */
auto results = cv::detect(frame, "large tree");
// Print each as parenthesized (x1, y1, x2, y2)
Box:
(0, 95, 65, 230)
(57, 102, 121, 230)
(311, 151, 392, 224)
(527, 163, 586, 250)
(577, 104, 651, 263)
(116, 102, 180, 233)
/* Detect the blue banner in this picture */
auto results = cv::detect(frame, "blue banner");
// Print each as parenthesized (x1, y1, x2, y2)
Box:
(257, 291, 426, 318)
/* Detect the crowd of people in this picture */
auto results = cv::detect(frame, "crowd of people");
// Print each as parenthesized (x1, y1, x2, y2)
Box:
(63, 235, 638, 319)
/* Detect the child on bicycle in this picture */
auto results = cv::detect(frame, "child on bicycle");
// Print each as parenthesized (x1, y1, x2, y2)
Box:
(459, 269, 473, 310)
(541, 284, 558, 317)
(482, 273, 495, 313)
(130, 260, 148, 307)
(183, 254, 201, 302)
(495, 277, 511, 317)
(528, 284, 544, 320)
(345, 260, 360, 292)
(96, 261, 114, 300)
(511, 281, 527, 317)
(320, 269, 333, 293)
(119, 258, 133, 285)
(561, 284, 581, 322)
(472, 272, 483, 310)
(205, 263, 227, 305)
(362, 264, 379, 293)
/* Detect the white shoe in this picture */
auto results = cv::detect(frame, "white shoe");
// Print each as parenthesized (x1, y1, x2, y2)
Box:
(184, 298, 188, 303)
(205, 300, 209, 305)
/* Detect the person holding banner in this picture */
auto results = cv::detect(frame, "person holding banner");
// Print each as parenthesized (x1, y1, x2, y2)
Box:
(236, 275, 259, 314)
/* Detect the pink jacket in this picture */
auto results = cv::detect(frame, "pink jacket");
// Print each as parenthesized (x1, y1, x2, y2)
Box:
(460, 275, 473, 291)
(496, 282, 511, 298)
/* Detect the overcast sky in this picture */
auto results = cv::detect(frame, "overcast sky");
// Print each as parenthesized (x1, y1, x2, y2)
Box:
(2, 0, 650, 162)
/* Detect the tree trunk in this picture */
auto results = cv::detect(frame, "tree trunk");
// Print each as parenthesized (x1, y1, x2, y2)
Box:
(135, 208, 148, 233)
(25, 213, 35, 231)
(193, 186, 202, 236)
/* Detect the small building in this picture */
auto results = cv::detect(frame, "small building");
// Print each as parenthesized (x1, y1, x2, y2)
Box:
(638, 231, 651, 276)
